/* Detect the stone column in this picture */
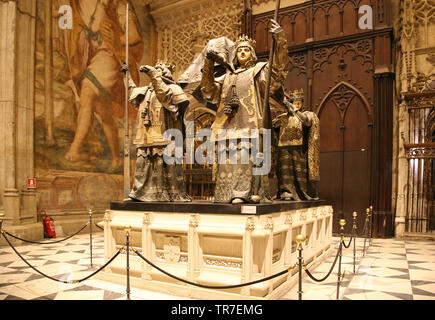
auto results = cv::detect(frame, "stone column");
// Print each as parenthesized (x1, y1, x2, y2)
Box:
(394, 101, 409, 237)
(264, 216, 273, 295)
(188, 214, 199, 280)
(0, 0, 42, 243)
(0, 0, 20, 224)
(104, 210, 115, 270)
(284, 213, 292, 267)
(142, 213, 152, 280)
(242, 217, 255, 296)
(16, 0, 38, 224)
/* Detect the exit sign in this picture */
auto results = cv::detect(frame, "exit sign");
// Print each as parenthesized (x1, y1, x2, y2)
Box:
(27, 178, 37, 189)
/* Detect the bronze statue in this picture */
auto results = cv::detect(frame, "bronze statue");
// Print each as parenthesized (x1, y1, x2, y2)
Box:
(273, 89, 320, 201)
(124, 61, 191, 202)
(198, 19, 289, 204)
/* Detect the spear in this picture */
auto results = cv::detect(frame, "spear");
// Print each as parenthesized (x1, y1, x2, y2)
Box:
(252, 0, 281, 202)
(123, 3, 130, 199)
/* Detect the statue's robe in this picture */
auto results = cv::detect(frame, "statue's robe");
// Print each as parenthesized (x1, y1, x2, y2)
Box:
(274, 110, 320, 201)
(129, 76, 191, 202)
(200, 31, 289, 203)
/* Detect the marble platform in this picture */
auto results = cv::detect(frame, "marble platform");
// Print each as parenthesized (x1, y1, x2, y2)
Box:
(97, 201, 333, 299)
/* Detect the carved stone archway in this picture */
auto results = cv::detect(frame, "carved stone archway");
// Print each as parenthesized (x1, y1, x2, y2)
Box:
(317, 81, 373, 125)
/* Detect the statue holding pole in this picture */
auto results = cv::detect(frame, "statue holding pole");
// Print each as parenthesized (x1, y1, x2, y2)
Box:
(123, 61, 191, 202)
(273, 90, 320, 201)
(192, 2, 288, 204)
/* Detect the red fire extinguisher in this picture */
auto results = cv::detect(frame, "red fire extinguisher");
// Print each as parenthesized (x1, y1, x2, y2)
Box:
(39, 210, 56, 238)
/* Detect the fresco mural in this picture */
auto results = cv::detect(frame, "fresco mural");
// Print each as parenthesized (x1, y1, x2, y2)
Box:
(35, 0, 150, 210)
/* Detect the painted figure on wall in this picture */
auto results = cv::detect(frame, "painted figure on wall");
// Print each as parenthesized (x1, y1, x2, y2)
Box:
(65, 0, 143, 170)
(125, 62, 191, 202)
(198, 19, 289, 204)
(273, 89, 320, 201)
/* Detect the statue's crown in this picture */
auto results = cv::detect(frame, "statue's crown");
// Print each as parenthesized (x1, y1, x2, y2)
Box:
(290, 88, 304, 101)
(155, 59, 175, 73)
(236, 35, 256, 49)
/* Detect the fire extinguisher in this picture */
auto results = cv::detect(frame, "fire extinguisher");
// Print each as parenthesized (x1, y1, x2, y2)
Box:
(39, 210, 56, 238)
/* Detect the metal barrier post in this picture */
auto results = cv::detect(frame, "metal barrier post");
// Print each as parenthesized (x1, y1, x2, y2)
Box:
(0, 213, 4, 235)
(336, 219, 345, 300)
(296, 234, 306, 300)
(369, 205, 373, 245)
(89, 209, 93, 267)
(125, 225, 131, 300)
(363, 208, 369, 256)
(352, 211, 357, 274)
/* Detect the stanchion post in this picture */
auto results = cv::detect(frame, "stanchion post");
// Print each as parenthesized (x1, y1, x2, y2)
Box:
(336, 219, 345, 300)
(296, 234, 306, 301)
(352, 212, 357, 274)
(125, 225, 131, 300)
(0, 213, 4, 235)
(363, 208, 369, 256)
(89, 209, 93, 267)
(369, 205, 373, 245)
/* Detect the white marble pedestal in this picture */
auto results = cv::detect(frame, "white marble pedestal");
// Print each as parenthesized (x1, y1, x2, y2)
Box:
(97, 201, 333, 300)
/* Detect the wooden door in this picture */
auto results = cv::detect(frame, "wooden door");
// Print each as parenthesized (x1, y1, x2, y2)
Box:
(319, 83, 373, 235)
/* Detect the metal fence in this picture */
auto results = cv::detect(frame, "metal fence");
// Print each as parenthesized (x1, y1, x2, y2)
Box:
(404, 92, 435, 234)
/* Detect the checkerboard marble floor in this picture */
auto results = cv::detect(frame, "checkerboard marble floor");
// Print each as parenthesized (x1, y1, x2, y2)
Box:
(0, 231, 434, 300)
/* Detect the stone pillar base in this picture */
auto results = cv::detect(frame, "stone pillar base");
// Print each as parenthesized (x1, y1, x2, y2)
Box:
(394, 217, 406, 238)
(3, 189, 20, 224)
(0, 223, 44, 246)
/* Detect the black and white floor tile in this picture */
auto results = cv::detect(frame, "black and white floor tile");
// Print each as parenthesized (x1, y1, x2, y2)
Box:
(0, 231, 434, 300)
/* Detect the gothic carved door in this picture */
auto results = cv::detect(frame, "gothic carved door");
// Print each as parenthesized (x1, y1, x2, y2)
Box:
(318, 82, 373, 234)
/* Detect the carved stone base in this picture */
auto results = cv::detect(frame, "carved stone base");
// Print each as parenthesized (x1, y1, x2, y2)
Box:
(97, 201, 333, 299)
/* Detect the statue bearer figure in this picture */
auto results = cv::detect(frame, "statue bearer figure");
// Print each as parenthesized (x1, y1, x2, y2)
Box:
(124, 61, 191, 202)
(273, 89, 320, 201)
(200, 19, 289, 204)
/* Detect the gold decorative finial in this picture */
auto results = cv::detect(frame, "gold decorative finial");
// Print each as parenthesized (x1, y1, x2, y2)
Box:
(296, 234, 306, 245)
(370, 205, 373, 210)
(366, 208, 370, 214)
(235, 34, 256, 50)
(0, 213, 4, 219)
(339, 219, 346, 227)
(353, 211, 358, 218)
(88, 209, 93, 216)
(125, 225, 131, 233)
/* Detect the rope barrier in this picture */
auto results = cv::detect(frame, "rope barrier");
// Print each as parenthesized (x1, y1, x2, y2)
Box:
(1, 231, 122, 284)
(303, 241, 342, 283)
(4, 222, 90, 245)
(0, 211, 369, 300)
(133, 248, 297, 290)
(342, 235, 354, 249)
(95, 223, 104, 231)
